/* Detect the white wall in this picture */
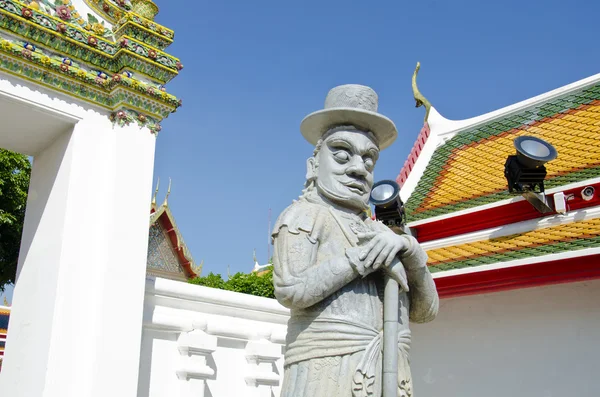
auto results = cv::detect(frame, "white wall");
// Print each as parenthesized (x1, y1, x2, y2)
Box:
(410, 279, 600, 397)
(141, 276, 289, 397)
(141, 277, 600, 397)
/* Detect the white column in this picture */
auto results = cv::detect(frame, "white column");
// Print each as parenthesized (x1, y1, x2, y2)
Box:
(0, 113, 156, 397)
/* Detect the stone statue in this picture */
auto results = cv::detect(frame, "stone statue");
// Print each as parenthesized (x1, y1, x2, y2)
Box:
(272, 85, 439, 397)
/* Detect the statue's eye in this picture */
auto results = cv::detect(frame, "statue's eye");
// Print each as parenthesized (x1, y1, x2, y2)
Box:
(333, 150, 350, 162)
(364, 157, 374, 171)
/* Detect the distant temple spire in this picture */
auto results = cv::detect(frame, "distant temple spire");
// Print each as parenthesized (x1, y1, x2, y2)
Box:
(162, 178, 172, 207)
(151, 177, 160, 207)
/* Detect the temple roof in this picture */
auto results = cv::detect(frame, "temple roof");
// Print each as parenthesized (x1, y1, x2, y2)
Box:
(400, 70, 600, 224)
(398, 66, 600, 296)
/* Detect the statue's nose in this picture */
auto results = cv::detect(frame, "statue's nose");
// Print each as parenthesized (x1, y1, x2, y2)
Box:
(347, 157, 368, 178)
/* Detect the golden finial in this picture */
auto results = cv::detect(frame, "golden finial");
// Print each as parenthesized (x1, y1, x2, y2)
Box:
(3, 297, 8, 306)
(151, 177, 160, 207)
(162, 177, 171, 207)
(253, 248, 258, 264)
(412, 62, 432, 122)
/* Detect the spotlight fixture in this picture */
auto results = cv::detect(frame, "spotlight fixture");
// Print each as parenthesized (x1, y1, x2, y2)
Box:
(504, 136, 557, 194)
(369, 180, 405, 227)
(504, 136, 558, 213)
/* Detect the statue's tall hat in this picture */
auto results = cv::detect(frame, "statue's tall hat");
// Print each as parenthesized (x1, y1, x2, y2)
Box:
(300, 84, 398, 150)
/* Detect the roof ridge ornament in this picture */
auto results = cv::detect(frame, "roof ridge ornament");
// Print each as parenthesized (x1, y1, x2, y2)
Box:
(412, 62, 432, 122)
(151, 177, 160, 207)
(162, 177, 171, 207)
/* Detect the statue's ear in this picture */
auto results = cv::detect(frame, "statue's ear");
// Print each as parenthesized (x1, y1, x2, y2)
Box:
(306, 157, 317, 181)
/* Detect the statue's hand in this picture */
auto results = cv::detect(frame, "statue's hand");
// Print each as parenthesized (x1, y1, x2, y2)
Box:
(345, 246, 373, 277)
(356, 231, 430, 291)
(357, 232, 427, 270)
(356, 231, 408, 270)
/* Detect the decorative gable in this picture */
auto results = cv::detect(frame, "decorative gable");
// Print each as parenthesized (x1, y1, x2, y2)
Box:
(146, 180, 200, 281)
(147, 220, 187, 281)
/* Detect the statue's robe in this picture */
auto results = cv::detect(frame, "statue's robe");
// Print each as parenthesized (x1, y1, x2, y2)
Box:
(272, 193, 438, 397)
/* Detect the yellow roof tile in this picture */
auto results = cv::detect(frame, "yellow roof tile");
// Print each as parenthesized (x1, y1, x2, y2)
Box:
(417, 104, 600, 213)
(427, 218, 600, 266)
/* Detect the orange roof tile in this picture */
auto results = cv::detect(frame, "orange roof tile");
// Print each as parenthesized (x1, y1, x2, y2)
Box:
(426, 218, 600, 272)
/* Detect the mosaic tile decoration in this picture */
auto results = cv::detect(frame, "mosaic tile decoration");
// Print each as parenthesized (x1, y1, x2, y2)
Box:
(427, 217, 600, 273)
(0, 0, 183, 131)
(147, 222, 185, 276)
(406, 83, 600, 222)
(0, 308, 8, 333)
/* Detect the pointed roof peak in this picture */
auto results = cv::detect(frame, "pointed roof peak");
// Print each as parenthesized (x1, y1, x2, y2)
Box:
(151, 177, 160, 208)
(162, 177, 172, 207)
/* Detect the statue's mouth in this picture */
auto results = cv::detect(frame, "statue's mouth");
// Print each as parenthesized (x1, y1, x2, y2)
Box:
(343, 181, 367, 194)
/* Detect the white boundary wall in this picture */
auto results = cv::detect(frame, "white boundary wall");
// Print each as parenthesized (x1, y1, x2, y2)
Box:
(141, 276, 289, 397)
(141, 277, 600, 397)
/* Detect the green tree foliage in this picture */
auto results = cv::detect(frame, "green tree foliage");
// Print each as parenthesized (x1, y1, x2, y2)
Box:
(189, 267, 275, 299)
(0, 149, 31, 291)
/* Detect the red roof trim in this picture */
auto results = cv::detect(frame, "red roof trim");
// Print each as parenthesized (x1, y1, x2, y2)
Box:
(157, 211, 197, 279)
(435, 253, 600, 299)
(413, 182, 600, 243)
(397, 122, 430, 187)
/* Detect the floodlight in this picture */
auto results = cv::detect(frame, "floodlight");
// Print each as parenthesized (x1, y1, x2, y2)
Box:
(504, 136, 558, 213)
(369, 180, 405, 227)
(504, 136, 557, 194)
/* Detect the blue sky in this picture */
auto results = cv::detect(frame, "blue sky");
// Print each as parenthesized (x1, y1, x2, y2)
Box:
(149, 0, 599, 276)
(3, 0, 598, 302)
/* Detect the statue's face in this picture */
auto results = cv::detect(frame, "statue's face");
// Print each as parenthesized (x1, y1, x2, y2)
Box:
(314, 129, 379, 211)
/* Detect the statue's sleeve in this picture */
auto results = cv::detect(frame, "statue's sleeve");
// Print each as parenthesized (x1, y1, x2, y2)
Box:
(399, 235, 439, 323)
(271, 203, 360, 309)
